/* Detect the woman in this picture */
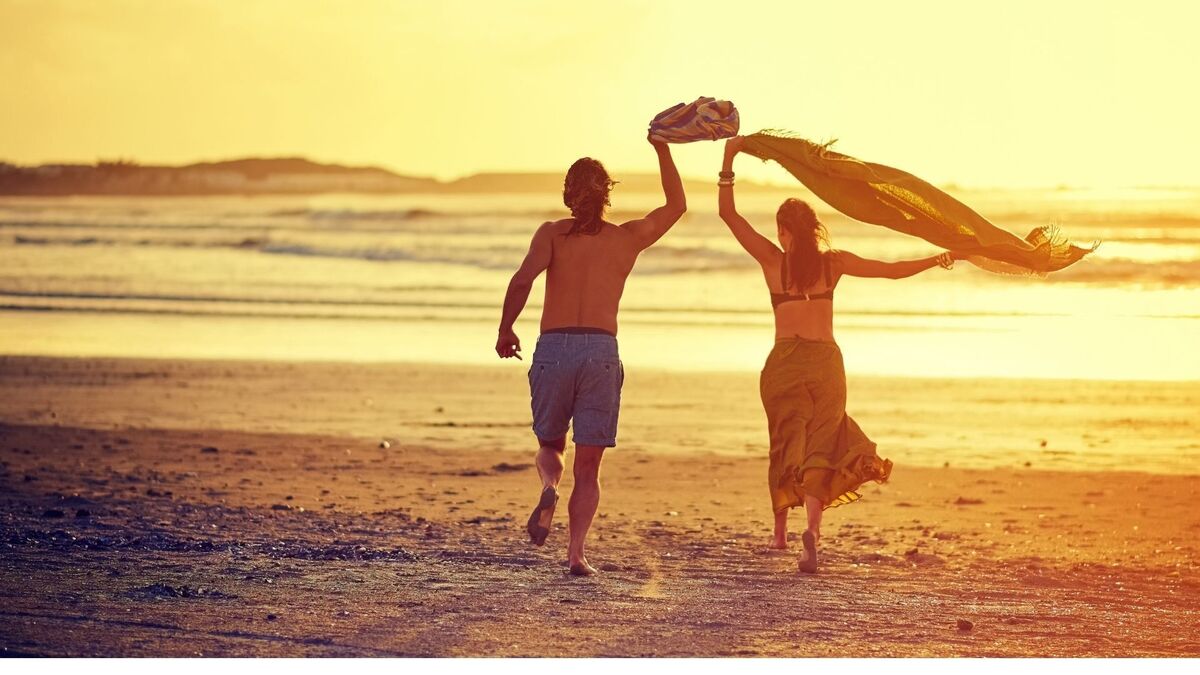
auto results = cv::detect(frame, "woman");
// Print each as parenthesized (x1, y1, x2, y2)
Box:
(718, 135, 961, 573)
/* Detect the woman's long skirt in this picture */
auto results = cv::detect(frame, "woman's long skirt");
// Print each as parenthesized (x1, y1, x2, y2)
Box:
(760, 338, 893, 512)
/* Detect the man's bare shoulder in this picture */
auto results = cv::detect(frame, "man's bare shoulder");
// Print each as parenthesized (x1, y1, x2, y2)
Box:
(536, 219, 574, 236)
(612, 217, 649, 238)
(538, 219, 640, 248)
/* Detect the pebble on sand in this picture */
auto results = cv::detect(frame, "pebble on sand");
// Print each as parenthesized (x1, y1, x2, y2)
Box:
(379, 440, 391, 449)
(957, 619, 974, 632)
(200, 446, 219, 454)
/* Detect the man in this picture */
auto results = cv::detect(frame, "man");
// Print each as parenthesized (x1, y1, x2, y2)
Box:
(495, 135, 686, 576)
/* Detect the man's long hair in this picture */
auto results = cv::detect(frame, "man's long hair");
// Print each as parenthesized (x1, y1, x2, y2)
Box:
(563, 158, 615, 236)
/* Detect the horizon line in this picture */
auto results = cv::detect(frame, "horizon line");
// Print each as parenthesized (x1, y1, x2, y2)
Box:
(3, 154, 1199, 193)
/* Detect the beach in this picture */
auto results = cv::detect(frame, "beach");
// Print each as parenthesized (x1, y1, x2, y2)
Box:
(6, 0, 1200, 662)
(2, 356, 1198, 656)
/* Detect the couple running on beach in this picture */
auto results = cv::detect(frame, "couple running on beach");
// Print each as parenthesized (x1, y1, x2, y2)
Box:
(496, 134, 962, 576)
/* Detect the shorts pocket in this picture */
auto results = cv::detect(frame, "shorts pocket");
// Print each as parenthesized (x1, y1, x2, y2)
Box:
(528, 358, 558, 388)
(592, 358, 624, 398)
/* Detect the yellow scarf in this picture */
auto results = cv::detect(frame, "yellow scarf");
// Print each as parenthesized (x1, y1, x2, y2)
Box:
(743, 131, 1098, 275)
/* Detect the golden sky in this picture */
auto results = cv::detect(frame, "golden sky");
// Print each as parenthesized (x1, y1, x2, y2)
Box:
(2, 0, 1198, 187)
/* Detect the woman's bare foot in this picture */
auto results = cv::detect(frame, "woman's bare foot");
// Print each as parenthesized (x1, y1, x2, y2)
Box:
(798, 530, 819, 574)
(568, 559, 598, 576)
(771, 511, 789, 551)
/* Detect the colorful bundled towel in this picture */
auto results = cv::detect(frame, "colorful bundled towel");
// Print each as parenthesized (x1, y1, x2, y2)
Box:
(649, 97, 740, 144)
(742, 130, 1098, 276)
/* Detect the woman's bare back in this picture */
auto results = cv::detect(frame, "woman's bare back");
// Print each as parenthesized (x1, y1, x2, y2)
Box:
(766, 251, 840, 342)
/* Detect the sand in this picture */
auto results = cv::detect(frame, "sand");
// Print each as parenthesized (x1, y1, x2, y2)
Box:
(1, 356, 1198, 656)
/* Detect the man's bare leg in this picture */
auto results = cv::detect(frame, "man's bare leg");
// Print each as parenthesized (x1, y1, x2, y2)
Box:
(536, 437, 566, 490)
(527, 437, 565, 546)
(567, 445, 605, 575)
(798, 494, 823, 573)
(769, 509, 789, 550)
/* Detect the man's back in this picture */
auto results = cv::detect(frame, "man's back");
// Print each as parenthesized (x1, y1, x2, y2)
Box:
(495, 138, 685, 576)
(541, 219, 640, 335)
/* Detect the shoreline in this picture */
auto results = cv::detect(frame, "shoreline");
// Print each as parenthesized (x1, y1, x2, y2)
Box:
(3, 355, 1198, 475)
(3, 304, 1199, 382)
(7, 350, 1200, 386)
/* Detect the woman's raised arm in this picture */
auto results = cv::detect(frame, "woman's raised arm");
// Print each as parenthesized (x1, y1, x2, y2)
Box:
(717, 136, 780, 266)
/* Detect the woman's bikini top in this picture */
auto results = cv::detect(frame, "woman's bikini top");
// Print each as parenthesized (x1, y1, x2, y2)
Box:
(770, 255, 835, 308)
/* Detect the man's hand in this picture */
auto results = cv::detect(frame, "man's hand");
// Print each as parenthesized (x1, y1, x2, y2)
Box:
(496, 328, 522, 360)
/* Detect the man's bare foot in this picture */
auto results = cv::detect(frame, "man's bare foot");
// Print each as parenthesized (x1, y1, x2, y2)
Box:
(798, 530, 819, 574)
(568, 559, 598, 576)
(526, 486, 558, 546)
(767, 537, 789, 551)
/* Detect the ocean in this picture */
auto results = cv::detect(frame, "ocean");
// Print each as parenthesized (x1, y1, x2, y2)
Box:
(1, 188, 1198, 381)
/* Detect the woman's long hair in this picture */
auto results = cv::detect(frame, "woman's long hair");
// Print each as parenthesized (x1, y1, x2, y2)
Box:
(563, 158, 615, 236)
(777, 198, 830, 290)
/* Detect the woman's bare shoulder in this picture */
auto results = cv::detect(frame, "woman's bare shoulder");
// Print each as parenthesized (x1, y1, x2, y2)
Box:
(826, 249, 860, 278)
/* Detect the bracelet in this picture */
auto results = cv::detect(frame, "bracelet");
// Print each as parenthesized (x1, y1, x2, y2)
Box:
(718, 170, 735, 180)
(936, 252, 954, 269)
(718, 179, 735, 187)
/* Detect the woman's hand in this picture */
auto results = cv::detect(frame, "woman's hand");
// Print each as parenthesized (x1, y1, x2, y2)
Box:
(648, 132, 668, 149)
(724, 135, 745, 156)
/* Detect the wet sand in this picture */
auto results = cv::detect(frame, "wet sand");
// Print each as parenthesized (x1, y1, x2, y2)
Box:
(1, 357, 1198, 656)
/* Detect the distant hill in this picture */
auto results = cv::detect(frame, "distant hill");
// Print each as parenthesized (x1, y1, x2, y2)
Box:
(0, 157, 790, 196)
(0, 157, 440, 195)
(183, 157, 399, 178)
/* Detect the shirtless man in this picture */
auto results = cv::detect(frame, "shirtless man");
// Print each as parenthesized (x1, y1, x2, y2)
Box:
(495, 136, 686, 576)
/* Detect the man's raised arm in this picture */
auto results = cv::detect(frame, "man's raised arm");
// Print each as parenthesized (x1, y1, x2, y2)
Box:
(496, 222, 554, 359)
(622, 136, 687, 250)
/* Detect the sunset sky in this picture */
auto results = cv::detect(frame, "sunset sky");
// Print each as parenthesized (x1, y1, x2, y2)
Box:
(2, 0, 1198, 188)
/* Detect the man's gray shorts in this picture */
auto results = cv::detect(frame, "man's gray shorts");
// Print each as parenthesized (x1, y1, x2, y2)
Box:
(528, 332, 623, 447)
